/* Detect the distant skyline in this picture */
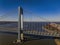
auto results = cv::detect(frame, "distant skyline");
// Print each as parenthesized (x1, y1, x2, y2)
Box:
(0, 0, 60, 21)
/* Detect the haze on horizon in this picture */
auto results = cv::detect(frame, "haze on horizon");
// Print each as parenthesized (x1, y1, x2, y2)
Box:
(0, 0, 60, 22)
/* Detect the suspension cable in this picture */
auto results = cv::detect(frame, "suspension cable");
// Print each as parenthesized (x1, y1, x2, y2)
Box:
(0, 9, 17, 20)
(23, 9, 51, 22)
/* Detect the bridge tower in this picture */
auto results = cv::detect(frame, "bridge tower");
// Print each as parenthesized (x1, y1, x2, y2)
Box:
(17, 6, 24, 43)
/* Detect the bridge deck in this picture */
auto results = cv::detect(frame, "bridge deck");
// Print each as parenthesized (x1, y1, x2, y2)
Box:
(23, 30, 60, 37)
(0, 27, 60, 37)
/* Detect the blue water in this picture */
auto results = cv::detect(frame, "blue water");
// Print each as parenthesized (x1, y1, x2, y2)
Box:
(0, 22, 60, 39)
(0, 22, 60, 31)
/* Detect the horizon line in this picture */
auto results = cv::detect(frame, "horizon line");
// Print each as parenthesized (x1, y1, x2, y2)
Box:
(0, 20, 60, 22)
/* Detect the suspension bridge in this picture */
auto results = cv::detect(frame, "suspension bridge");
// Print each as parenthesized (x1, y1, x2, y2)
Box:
(0, 6, 60, 43)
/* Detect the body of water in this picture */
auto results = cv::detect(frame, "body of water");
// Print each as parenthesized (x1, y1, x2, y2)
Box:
(0, 22, 60, 38)
(0, 22, 59, 45)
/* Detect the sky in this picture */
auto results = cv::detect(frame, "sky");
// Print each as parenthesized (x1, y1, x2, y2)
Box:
(0, 0, 60, 21)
